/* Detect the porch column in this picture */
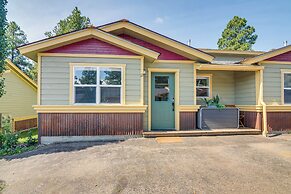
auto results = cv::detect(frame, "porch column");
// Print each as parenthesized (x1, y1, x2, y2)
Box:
(256, 69, 268, 136)
(255, 70, 262, 105)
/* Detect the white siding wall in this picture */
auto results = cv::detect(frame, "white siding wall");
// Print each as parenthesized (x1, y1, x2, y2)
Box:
(262, 63, 291, 104)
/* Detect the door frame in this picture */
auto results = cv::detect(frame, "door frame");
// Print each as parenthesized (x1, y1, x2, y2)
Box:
(148, 68, 180, 131)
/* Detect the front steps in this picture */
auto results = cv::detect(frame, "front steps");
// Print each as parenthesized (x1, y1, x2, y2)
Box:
(143, 128, 261, 138)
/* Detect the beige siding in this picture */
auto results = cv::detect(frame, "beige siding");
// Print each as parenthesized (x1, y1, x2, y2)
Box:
(196, 70, 235, 105)
(234, 72, 256, 105)
(262, 63, 291, 104)
(196, 70, 256, 106)
(41, 56, 141, 105)
(0, 71, 37, 118)
(143, 62, 195, 130)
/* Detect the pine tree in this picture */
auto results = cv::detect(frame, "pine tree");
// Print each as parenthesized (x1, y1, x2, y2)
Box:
(217, 16, 258, 50)
(0, 0, 8, 98)
(45, 7, 91, 37)
(6, 21, 34, 78)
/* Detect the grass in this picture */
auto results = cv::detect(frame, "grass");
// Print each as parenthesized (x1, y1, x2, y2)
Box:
(18, 128, 38, 144)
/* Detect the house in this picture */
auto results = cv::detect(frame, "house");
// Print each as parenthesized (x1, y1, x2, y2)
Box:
(18, 19, 291, 143)
(0, 60, 37, 131)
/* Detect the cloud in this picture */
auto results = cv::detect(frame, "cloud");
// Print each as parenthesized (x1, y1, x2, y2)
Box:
(154, 17, 164, 24)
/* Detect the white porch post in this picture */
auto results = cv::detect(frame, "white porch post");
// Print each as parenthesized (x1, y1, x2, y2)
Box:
(256, 69, 268, 136)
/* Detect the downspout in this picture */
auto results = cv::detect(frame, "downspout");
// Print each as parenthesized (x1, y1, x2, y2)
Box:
(258, 69, 268, 137)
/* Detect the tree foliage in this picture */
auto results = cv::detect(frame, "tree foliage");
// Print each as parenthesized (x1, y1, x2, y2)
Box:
(217, 16, 258, 51)
(44, 7, 91, 37)
(26, 62, 37, 83)
(0, 0, 8, 98)
(5, 21, 36, 81)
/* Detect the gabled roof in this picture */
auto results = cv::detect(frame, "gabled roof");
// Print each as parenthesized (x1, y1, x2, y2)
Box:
(18, 27, 160, 62)
(5, 59, 37, 90)
(242, 45, 291, 64)
(99, 19, 214, 62)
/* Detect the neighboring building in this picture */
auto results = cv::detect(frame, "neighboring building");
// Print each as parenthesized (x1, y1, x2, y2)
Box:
(0, 60, 37, 131)
(18, 19, 291, 143)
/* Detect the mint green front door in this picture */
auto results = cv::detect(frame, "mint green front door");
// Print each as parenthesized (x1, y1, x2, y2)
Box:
(151, 73, 175, 130)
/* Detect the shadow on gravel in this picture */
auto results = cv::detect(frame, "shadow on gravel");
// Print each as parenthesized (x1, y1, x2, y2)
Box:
(268, 133, 282, 138)
(2, 141, 123, 161)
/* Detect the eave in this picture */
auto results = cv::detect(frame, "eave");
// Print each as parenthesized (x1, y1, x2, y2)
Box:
(242, 45, 291, 65)
(196, 63, 264, 71)
(18, 28, 160, 62)
(99, 20, 214, 62)
(199, 48, 264, 56)
(5, 59, 37, 90)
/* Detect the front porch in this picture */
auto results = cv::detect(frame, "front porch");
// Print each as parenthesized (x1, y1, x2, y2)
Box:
(159, 64, 265, 136)
(192, 64, 264, 131)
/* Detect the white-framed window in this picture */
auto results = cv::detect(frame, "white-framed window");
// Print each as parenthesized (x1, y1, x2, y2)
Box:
(196, 75, 212, 98)
(73, 66, 122, 104)
(283, 72, 291, 104)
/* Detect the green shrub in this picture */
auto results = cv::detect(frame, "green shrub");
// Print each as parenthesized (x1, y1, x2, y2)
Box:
(203, 94, 225, 109)
(0, 122, 19, 152)
(27, 130, 37, 146)
(0, 133, 4, 147)
(0, 115, 38, 157)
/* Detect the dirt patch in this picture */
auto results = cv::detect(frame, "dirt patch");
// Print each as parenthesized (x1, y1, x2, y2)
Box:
(112, 176, 128, 194)
(0, 180, 6, 192)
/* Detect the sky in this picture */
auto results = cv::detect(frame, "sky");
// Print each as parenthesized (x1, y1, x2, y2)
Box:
(7, 0, 291, 51)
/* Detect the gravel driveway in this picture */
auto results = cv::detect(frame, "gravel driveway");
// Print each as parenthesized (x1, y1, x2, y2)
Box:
(1, 135, 291, 194)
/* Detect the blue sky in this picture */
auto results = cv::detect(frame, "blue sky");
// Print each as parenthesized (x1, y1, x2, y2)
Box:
(7, 0, 291, 51)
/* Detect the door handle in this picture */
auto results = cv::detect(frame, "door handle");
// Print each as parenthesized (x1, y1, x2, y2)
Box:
(172, 98, 175, 111)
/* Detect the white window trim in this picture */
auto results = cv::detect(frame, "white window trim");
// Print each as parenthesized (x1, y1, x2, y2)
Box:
(71, 64, 126, 105)
(282, 70, 291, 104)
(196, 74, 212, 98)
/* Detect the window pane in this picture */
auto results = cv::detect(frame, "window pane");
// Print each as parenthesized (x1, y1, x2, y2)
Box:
(155, 76, 169, 101)
(284, 74, 291, 88)
(155, 76, 168, 84)
(100, 87, 121, 103)
(74, 67, 97, 85)
(100, 68, 121, 85)
(197, 78, 209, 87)
(75, 87, 96, 103)
(196, 88, 209, 97)
(284, 89, 291, 104)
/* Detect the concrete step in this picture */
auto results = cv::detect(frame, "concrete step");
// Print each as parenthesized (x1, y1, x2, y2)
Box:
(143, 129, 262, 138)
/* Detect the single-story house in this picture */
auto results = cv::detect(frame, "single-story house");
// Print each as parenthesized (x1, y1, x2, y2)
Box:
(0, 60, 37, 131)
(18, 19, 291, 143)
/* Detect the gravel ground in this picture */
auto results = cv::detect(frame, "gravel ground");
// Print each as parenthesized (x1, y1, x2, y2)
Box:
(1, 135, 291, 194)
